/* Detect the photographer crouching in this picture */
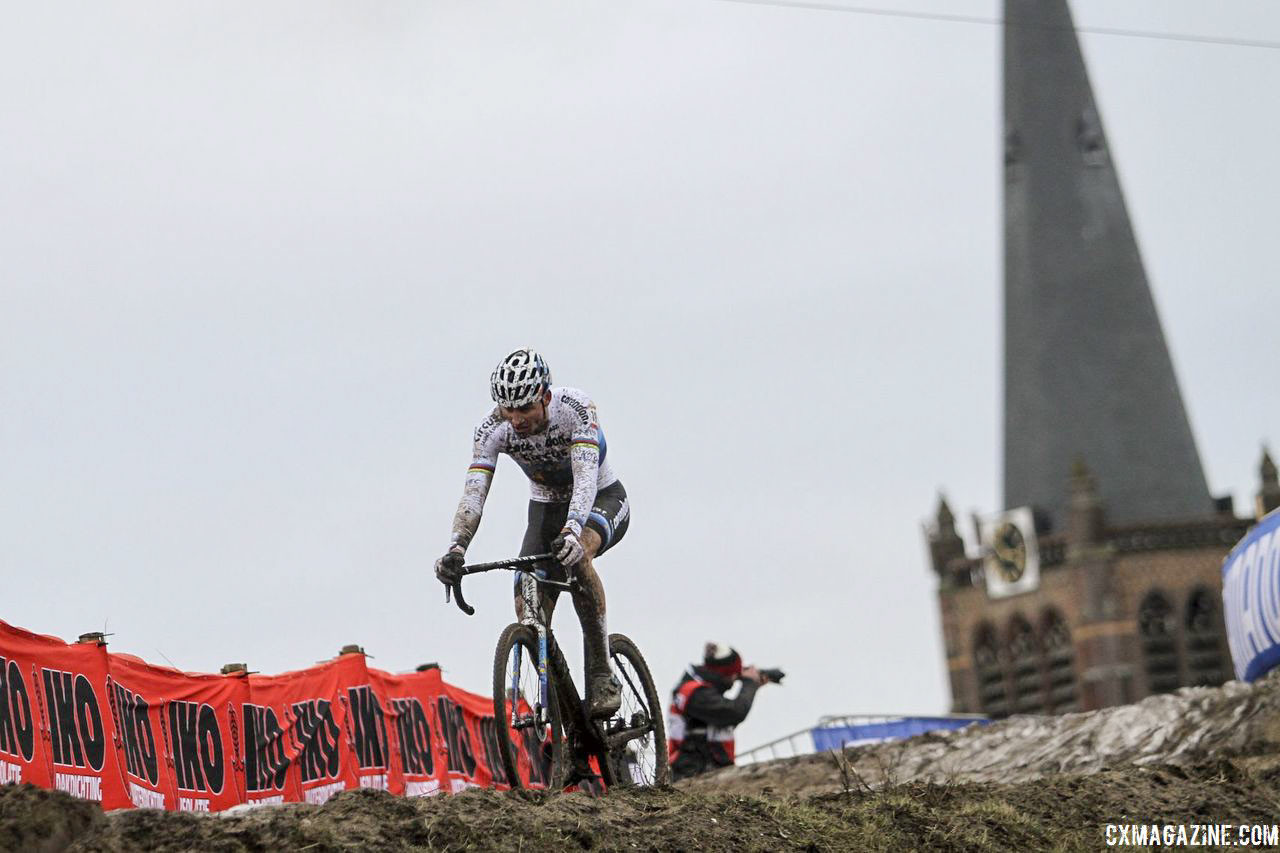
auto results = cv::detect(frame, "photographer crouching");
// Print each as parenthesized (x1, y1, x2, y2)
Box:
(668, 642, 783, 781)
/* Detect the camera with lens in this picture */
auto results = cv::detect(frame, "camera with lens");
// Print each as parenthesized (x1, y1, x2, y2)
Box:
(759, 667, 786, 684)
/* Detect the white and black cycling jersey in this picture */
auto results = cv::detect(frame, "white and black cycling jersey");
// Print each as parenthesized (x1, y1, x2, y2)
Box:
(449, 387, 617, 549)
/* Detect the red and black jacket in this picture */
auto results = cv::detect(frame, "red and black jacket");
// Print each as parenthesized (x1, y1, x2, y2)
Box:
(667, 665, 760, 781)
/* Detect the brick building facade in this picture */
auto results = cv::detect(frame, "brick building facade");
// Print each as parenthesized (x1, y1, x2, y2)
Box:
(928, 455, 1280, 716)
(929, 0, 1278, 718)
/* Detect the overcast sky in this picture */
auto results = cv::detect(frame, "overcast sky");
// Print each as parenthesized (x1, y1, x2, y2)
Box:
(3, 0, 1278, 750)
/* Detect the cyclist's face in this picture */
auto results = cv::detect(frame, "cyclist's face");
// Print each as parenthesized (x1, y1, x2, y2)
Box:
(500, 393, 549, 435)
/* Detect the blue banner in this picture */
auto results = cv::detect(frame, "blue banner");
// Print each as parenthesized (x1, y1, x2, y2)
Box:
(1223, 510, 1280, 681)
(810, 716, 984, 751)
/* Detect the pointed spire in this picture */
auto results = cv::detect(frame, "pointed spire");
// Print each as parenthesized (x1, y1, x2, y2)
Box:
(1258, 447, 1280, 519)
(928, 493, 967, 574)
(1002, 0, 1211, 529)
(936, 495, 957, 531)
(1262, 449, 1278, 482)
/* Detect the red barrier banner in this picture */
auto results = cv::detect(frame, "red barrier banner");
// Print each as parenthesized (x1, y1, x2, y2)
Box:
(373, 668, 558, 794)
(105, 654, 248, 812)
(334, 655, 402, 797)
(435, 680, 500, 791)
(435, 680, 556, 792)
(0, 622, 54, 792)
(244, 653, 400, 806)
(0, 617, 573, 810)
(498, 694, 559, 791)
(0, 622, 130, 809)
(368, 667, 448, 798)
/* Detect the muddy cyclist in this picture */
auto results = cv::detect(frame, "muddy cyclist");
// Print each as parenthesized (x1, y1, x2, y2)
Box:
(434, 348, 629, 719)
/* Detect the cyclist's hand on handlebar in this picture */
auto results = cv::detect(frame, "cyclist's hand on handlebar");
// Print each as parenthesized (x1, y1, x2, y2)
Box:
(551, 529, 584, 566)
(434, 546, 466, 586)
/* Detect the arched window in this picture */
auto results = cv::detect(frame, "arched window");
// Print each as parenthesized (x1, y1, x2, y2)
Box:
(1007, 616, 1041, 714)
(973, 623, 1007, 718)
(1139, 591, 1180, 694)
(1040, 609, 1078, 713)
(1185, 588, 1229, 687)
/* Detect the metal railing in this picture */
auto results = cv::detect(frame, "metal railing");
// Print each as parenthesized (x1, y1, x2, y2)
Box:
(736, 713, 988, 766)
(736, 727, 816, 765)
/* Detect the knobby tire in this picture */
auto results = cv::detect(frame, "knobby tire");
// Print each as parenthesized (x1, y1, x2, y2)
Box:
(605, 632, 670, 787)
(492, 623, 565, 790)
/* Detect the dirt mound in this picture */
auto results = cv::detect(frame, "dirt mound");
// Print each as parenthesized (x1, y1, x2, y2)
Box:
(0, 784, 104, 853)
(690, 672, 1280, 797)
(7, 674, 1280, 851)
(2, 763, 1277, 852)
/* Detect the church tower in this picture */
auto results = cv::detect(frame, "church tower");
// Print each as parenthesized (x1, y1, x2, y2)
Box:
(1002, 0, 1212, 530)
(928, 1, 1246, 718)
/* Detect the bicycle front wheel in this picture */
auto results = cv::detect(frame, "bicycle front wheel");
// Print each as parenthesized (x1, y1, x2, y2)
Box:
(492, 623, 564, 790)
(605, 632, 669, 787)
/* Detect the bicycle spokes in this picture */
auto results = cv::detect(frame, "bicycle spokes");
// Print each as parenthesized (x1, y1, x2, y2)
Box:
(509, 643, 523, 725)
(609, 652, 656, 783)
(506, 645, 545, 729)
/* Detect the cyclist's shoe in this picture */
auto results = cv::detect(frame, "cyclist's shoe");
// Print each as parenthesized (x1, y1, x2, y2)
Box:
(587, 672, 622, 720)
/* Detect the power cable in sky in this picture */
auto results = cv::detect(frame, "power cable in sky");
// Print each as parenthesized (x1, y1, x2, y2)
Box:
(706, 0, 1280, 51)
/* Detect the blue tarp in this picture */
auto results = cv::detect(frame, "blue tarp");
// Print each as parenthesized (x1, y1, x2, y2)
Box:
(810, 716, 986, 751)
(1222, 509, 1280, 681)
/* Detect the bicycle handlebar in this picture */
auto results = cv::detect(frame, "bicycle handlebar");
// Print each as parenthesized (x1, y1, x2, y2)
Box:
(446, 553, 556, 617)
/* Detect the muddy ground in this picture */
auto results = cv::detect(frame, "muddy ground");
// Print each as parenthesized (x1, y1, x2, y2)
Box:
(5, 761, 1280, 852)
(7, 676, 1280, 851)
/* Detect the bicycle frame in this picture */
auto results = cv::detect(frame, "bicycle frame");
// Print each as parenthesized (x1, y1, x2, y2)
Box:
(448, 552, 667, 789)
(448, 553, 573, 731)
(514, 564, 552, 729)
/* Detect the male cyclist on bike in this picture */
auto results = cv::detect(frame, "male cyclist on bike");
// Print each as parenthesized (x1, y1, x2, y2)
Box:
(434, 348, 628, 719)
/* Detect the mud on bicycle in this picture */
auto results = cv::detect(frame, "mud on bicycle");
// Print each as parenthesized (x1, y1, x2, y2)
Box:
(446, 552, 669, 790)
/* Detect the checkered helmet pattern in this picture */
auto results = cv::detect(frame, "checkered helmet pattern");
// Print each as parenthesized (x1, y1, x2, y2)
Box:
(489, 348, 552, 408)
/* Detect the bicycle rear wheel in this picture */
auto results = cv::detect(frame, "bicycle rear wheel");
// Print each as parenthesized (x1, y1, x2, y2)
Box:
(492, 623, 564, 790)
(604, 633, 669, 787)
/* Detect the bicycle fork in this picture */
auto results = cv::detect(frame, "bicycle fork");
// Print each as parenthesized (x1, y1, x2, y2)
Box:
(510, 569, 553, 729)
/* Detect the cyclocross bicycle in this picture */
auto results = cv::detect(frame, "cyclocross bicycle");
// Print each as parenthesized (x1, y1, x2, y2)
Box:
(447, 552, 669, 790)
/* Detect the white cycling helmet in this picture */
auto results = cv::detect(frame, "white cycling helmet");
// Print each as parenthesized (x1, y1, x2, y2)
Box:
(490, 348, 552, 408)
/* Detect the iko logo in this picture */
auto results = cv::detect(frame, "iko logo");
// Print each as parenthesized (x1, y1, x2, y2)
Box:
(290, 699, 341, 783)
(388, 698, 434, 778)
(476, 716, 508, 786)
(0, 659, 35, 762)
(40, 669, 106, 771)
(347, 686, 389, 770)
(435, 697, 477, 777)
(110, 682, 158, 785)
(242, 704, 290, 792)
(166, 701, 225, 794)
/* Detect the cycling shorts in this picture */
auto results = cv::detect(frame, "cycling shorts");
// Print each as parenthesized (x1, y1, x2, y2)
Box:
(516, 481, 630, 586)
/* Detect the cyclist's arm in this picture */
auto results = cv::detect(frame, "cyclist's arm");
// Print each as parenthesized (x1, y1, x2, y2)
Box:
(563, 396, 602, 538)
(449, 415, 503, 551)
(684, 681, 760, 728)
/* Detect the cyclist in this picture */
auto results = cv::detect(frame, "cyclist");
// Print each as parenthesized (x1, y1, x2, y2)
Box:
(434, 348, 628, 719)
